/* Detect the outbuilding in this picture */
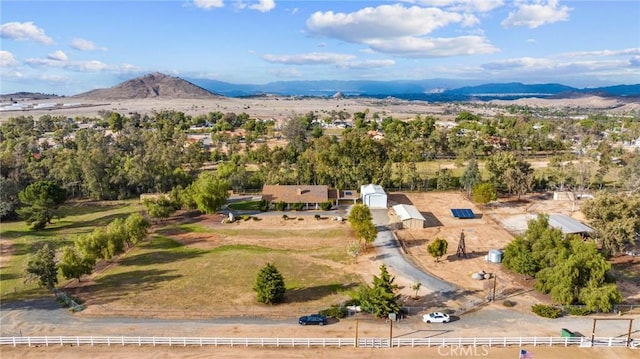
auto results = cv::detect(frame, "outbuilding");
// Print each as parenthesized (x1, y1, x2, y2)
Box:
(392, 204, 426, 229)
(548, 214, 594, 237)
(360, 184, 387, 208)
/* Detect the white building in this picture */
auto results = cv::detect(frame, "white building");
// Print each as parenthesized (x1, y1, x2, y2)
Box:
(360, 184, 387, 208)
(392, 204, 426, 229)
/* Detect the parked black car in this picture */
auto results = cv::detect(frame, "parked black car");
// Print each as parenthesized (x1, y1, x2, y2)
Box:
(298, 314, 327, 326)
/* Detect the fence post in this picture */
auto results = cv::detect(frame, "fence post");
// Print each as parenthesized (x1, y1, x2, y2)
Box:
(60, 336, 63, 346)
(91, 336, 94, 346)
(77, 337, 80, 347)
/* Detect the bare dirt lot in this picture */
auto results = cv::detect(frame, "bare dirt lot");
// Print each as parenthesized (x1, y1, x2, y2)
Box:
(2, 345, 639, 359)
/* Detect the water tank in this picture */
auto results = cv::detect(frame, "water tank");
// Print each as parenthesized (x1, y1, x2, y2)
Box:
(487, 249, 503, 263)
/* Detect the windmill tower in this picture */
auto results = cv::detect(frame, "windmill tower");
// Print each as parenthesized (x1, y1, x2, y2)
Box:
(456, 230, 467, 258)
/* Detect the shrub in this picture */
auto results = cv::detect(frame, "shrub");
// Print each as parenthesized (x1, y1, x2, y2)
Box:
(274, 201, 287, 211)
(319, 305, 348, 319)
(320, 201, 333, 211)
(252, 216, 262, 221)
(565, 306, 593, 316)
(258, 199, 270, 212)
(531, 304, 562, 318)
(502, 300, 516, 307)
(282, 214, 289, 220)
(290, 202, 304, 211)
(314, 214, 321, 220)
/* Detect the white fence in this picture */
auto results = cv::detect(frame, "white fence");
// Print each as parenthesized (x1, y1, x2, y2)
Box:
(1, 336, 636, 348)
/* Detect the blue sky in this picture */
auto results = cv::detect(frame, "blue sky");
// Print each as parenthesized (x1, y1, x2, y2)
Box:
(1, 0, 639, 95)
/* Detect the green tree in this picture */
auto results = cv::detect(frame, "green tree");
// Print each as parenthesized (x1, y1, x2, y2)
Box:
(534, 240, 620, 310)
(348, 203, 377, 248)
(411, 282, 422, 299)
(59, 246, 95, 282)
(190, 172, 230, 214)
(502, 237, 537, 277)
(143, 196, 177, 221)
(427, 238, 448, 262)
(123, 212, 150, 247)
(253, 263, 286, 304)
(17, 181, 67, 229)
(581, 192, 640, 255)
(26, 243, 58, 290)
(347, 240, 361, 264)
(357, 264, 400, 318)
(472, 182, 497, 204)
(460, 158, 481, 195)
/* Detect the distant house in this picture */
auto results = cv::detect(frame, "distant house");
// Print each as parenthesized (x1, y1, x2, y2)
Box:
(635, 136, 640, 147)
(392, 204, 426, 229)
(360, 184, 387, 209)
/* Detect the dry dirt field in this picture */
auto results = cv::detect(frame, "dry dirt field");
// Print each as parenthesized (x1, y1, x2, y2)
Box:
(2, 345, 639, 359)
(2, 94, 637, 124)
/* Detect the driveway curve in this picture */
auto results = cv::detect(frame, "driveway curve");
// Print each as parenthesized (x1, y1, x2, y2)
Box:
(369, 209, 457, 295)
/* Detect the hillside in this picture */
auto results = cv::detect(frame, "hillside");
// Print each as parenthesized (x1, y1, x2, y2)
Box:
(73, 72, 221, 100)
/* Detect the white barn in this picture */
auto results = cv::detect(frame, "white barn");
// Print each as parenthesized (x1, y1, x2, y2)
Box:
(360, 184, 387, 208)
(392, 204, 426, 229)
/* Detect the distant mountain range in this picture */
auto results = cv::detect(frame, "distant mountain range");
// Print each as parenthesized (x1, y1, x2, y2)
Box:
(186, 78, 640, 101)
(3, 73, 639, 102)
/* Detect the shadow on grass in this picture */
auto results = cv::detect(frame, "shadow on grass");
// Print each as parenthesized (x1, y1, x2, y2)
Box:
(58, 202, 125, 217)
(55, 213, 133, 232)
(118, 248, 205, 266)
(285, 282, 359, 303)
(71, 269, 182, 306)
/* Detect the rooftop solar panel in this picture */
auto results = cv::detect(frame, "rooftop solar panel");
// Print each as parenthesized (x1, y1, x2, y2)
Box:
(451, 208, 475, 219)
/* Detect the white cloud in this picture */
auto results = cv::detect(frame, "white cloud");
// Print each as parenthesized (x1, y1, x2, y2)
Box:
(501, 0, 571, 29)
(262, 52, 356, 65)
(47, 50, 68, 62)
(479, 53, 637, 85)
(560, 48, 640, 58)
(368, 35, 498, 57)
(306, 4, 494, 58)
(0, 50, 19, 67)
(307, 5, 469, 43)
(193, 0, 224, 9)
(71, 38, 106, 51)
(0, 21, 54, 44)
(248, 0, 275, 12)
(414, 0, 504, 13)
(338, 59, 395, 69)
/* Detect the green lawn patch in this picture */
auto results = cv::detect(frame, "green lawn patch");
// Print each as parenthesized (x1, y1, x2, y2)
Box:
(227, 200, 263, 211)
(84, 236, 361, 312)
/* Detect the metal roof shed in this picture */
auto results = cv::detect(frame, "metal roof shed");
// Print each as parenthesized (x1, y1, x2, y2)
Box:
(360, 184, 387, 209)
(548, 214, 594, 235)
(392, 204, 426, 229)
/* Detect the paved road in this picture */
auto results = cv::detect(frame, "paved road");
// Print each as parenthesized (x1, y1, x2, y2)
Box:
(369, 209, 458, 295)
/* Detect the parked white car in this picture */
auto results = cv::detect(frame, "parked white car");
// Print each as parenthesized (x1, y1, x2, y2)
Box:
(422, 312, 450, 323)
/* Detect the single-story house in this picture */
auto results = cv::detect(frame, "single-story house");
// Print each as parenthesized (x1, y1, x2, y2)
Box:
(360, 184, 387, 208)
(392, 204, 426, 229)
(262, 185, 329, 210)
(548, 214, 593, 237)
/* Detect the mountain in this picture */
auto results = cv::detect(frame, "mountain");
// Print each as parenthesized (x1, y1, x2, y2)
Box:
(74, 72, 221, 100)
(187, 78, 640, 100)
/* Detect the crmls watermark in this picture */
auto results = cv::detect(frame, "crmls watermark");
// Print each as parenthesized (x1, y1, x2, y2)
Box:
(437, 345, 491, 357)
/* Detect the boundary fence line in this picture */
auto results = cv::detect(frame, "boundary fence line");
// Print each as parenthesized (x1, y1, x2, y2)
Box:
(1, 336, 637, 348)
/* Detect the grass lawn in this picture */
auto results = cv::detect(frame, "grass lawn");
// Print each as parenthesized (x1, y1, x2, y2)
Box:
(0, 200, 142, 301)
(76, 235, 362, 317)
